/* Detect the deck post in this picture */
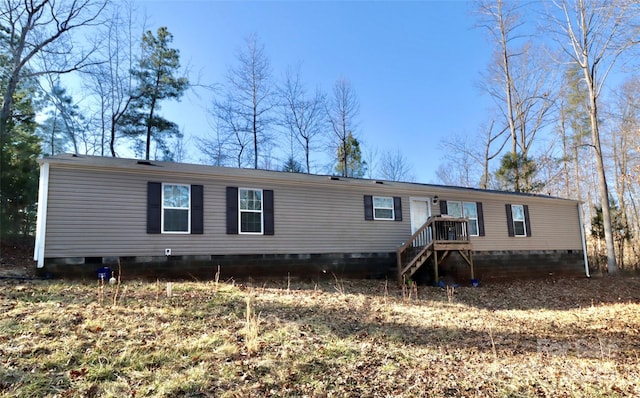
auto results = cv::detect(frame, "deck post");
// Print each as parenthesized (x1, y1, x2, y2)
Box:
(457, 249, 475, 280)
(434, 251, 439, 284)
(397, 248, 403, 285)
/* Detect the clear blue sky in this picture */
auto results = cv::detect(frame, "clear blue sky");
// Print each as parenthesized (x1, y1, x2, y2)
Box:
(140, 1, 493, 183)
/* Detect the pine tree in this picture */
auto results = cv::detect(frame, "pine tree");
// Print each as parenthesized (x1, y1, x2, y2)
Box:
(334, 132, 367, 178)
(120, 27, 188, 160)
(0, 68, 42, 237)
(495, 152, 544, 193)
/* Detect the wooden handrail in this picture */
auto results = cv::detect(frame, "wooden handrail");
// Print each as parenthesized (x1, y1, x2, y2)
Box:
(397, 216, 435, 254)
(431, 216, 470, 241)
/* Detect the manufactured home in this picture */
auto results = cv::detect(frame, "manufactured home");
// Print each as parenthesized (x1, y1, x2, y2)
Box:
(34, 154, 589, 282)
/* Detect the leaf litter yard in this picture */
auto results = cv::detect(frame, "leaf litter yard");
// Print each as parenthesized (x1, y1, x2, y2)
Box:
(1, 276, 639, 397)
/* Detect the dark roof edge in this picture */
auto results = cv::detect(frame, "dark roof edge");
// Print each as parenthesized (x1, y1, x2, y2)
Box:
(39, 154, 578, 203)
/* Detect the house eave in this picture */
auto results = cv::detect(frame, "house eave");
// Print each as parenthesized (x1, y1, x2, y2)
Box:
(38, 154, 580, 204)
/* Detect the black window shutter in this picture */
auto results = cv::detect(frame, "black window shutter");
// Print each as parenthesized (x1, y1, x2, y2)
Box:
(439, 200, 448, 215)
(506, 204, 515, 237)
(476, 202, 485, 236)
(226, 187, 238, 234)
(191, 185, 204, 234)
(524, 204, 532, 237)
(364, 195, 373, 220)
(393, 197, 403, 221)
(263, 189, 274, 235)
(147, 182, 161, 234)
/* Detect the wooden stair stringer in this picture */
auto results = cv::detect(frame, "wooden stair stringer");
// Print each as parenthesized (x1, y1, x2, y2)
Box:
(401, 243, 434, 281)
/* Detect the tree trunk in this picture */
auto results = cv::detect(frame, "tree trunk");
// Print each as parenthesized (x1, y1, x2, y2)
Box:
(100, 97, 106, 156)
(342, 138, 348, 177)
(482, 134, 491, 189)
(146, 96, 156, 160)
(497, 1, 519, 191)
(0, 68, 21, 159)
(146, 75, 161, 161)
(110, 117, 117, 157)
(305, 138, 310, 174)
(585, 75, 618, 273)
(253, 107, 258, 169)
(559, 104, 571, 198)
(51, 110, 58, 155)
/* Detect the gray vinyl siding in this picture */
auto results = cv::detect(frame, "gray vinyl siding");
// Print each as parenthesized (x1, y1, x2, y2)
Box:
(433, 193, 582, 251)
(44, 167, 410, 258)
(41, 156, 583, 259)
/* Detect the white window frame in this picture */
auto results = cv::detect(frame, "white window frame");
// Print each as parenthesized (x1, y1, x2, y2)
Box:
(239, 188, 264, 235)
(511, 204, 527, 237)
(373, 196, 394, 220)
(161, 183, 191, 234)
(446, 201, 463, 218)
(448, 201, 479, 237)
(463, 202, 479, 237)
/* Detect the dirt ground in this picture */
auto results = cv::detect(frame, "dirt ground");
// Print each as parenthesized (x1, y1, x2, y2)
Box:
(0, 237, 35, 278)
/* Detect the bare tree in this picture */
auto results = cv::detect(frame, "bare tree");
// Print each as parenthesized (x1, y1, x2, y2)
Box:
(209, 94, 252, 168)
(610, 77, 640, 266)
(171, 130, 190, 163)
(223, 34, 274, 169)
(362, 145, 379, 179)
(535, 134, 568, 197)
(83, 1, 142, 157)
(552, 63, 596, 262)
(511, 44, 558, 158)
(550, 0, 640, 273)
(479, 121, 509, 189)
(279, 66, 326, 173)
(477, 0, 557, 192)
(476, 0, 523, 187)
(0, 0, 106, 155)
(327, 78, 360, 177)
(37, 77, 74, 155)
(197, 117, 231, 167)
(379, 148, 415, 182)
(439, 121, 508, 189)
(436, 154, 477, 187)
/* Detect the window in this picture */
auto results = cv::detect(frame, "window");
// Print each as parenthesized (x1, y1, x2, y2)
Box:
(226, 187, 274, 235)
(447, 201, 463, 218)
(162, 184, 190, 233)
(373, 196, 394, 220)
(446, 201, 480, 236)
(463, 202, 479, 236)
(239, 188, 263, 234)
(511, 204, 527, 236)
(147, 182, 202, 235)
(505, 204, 531, 237)
(364, 195, 402, 221)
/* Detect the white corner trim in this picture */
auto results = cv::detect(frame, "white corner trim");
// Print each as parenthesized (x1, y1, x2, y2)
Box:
(34, 162, 50, 268)
(577, 202, 590, 277)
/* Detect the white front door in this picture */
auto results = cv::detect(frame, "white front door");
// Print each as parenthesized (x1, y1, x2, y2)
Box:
(410, 197, 432, 245)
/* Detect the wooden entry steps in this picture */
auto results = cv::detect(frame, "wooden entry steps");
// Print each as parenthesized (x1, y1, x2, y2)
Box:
(397, 216, 474, 284)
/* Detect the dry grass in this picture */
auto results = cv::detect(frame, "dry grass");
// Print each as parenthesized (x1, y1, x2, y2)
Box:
(1, 276, 639, 397)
